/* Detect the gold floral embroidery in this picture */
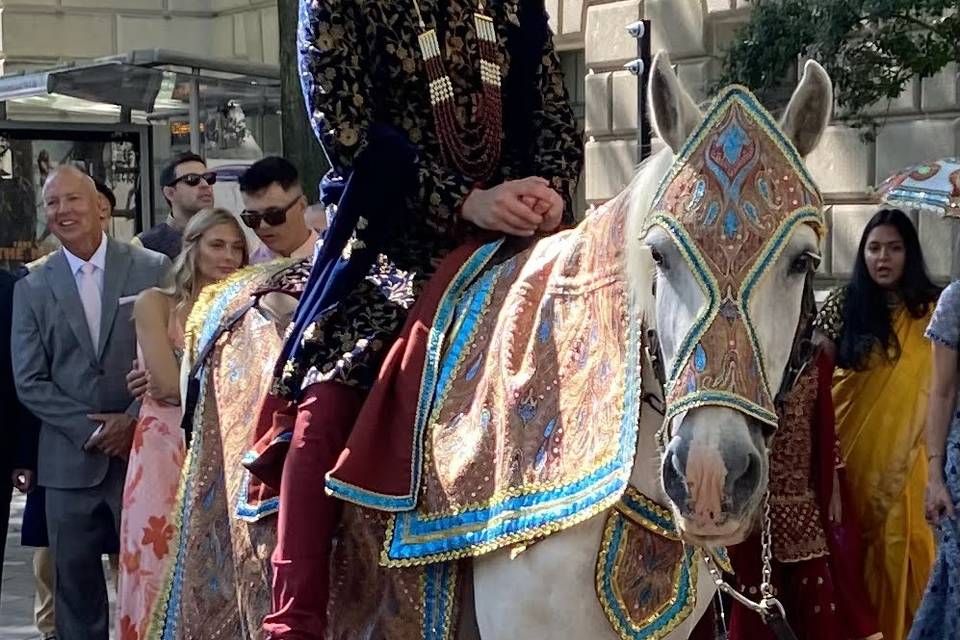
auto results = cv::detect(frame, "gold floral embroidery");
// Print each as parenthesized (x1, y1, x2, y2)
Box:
(338, 127, 359, 147)
(814, 286, 846, 343)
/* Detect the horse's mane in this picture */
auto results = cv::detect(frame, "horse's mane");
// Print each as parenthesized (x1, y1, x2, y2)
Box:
(621, 147, 675, 328)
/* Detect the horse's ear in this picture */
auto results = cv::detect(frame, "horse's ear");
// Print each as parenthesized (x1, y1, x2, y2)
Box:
(648, 51, 702, 154)
(780, 60, 833, 158)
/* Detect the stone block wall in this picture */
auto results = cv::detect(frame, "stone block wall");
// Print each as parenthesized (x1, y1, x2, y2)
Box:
(552, 0, 960, 281)
(0, 0, 278, 75)
(3, 0, 958, 280)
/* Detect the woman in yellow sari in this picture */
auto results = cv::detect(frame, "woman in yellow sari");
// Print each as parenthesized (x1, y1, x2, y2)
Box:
(815, 208, 940, 640)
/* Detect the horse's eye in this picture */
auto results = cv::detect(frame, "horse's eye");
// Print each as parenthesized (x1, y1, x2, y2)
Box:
(650, 246, 667, 269)
(789, 251, 820, 275)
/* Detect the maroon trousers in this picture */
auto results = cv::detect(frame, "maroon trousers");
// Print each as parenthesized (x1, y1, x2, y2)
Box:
(262, 382, 363, 640)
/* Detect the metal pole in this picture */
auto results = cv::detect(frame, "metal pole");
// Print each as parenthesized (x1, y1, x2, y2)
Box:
(0, 101, 7, 120)
(259, 97, 266, 153)
(638, 19, 652, 162)
(625, 20, 652, 163)
(189, 68, 201, 154)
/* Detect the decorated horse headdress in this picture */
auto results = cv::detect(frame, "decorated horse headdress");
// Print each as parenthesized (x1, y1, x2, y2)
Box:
(645, 86, 825, 427)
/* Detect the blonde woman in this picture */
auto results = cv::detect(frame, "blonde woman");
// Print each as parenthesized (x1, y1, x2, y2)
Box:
(117, 208, 247, 639)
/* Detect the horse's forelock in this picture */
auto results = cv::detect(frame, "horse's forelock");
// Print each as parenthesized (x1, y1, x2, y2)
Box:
(623, 147, 676, 325)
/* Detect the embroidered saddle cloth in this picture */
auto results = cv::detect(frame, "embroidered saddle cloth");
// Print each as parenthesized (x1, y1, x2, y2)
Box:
(327, 488, 728, 640)
(331, 194, 643, 566)
(150, 262, 306, 638)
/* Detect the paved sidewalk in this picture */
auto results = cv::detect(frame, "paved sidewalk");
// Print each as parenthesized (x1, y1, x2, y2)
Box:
(1, 494, 116, 639)
(1, 494, 41, 639)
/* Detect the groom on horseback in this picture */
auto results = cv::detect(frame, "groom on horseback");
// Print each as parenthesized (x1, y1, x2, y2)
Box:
(245, 0, 583, 637)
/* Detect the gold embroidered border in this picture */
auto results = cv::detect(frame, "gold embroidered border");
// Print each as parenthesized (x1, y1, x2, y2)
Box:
(595, 506, 699, 640)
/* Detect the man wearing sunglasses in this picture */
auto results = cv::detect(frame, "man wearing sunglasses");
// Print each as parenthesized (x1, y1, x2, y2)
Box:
(133, 152, 216, 259)
(240, 157, 318, 264)
(127, 157, 316, 423)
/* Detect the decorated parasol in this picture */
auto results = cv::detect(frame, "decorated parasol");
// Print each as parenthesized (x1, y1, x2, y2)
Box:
(876, 157, 960, 217)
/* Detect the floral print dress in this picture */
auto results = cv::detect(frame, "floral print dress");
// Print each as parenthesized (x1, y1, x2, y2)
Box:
(909, 281, 960, 639)
(274, 0, 584, 398)
(117, 320, 187, 640)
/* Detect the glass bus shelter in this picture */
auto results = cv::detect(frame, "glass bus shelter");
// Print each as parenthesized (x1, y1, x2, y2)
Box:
(0, 50, 281, 270)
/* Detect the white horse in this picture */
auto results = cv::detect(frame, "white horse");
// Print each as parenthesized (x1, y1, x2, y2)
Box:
(163, 49, 833, 640)
(460, 52, 833, 640)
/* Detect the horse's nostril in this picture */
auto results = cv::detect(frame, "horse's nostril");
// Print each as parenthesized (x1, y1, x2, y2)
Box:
(662, 449, 688, 507)
(732, 451, 761, 505)
(671, 447, 684, 477)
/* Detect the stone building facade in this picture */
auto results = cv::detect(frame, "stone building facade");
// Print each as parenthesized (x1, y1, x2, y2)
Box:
(550, 0, 960, 282)
(0, 0, 277, 77)
(2, 0, 959, 279)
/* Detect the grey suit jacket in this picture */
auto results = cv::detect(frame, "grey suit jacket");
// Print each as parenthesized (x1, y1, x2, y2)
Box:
(12, 239, 170, 489)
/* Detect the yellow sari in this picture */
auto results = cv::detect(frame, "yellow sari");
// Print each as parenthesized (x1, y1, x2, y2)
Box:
(830, 302, 936, 640)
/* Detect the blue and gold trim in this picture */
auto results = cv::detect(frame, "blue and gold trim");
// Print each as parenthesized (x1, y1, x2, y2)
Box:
(645, 212, 720, 394)
(615, 486, 681, 539)
(596, 487, 698, 640)
(421, 561, 459, 640)
(235, 433, 292, 521)
(666, 392, 779, 428)
(738, 206, 824, 399)
(149, 270, 257, 639)
(324, 239, 504, 512)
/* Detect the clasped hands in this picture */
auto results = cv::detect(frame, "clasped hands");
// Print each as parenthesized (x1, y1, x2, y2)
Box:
(461, 177, 564, 237)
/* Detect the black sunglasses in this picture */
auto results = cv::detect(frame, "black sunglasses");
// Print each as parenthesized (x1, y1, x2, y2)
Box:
(168, 171, 217, 188)
(241, 194, 303, 229)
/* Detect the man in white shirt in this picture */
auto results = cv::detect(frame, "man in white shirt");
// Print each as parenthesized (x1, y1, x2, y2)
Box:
(11, 166, 169, 640)
(239, 157, 318, 264)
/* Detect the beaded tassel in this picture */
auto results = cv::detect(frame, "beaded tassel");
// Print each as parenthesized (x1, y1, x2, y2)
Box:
(414, 1, 503, 182)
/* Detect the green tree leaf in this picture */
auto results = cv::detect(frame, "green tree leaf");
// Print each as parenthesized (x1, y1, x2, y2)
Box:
(715, 0, 960, 140)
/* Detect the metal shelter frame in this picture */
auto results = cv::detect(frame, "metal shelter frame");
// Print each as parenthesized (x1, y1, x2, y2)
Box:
(0, 49, 281, 154)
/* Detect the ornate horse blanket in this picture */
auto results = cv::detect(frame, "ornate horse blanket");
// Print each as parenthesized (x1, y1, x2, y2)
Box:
(148, 261, 307, 639)
(326, 195, 684, 640)
(327, 192, 641, 566)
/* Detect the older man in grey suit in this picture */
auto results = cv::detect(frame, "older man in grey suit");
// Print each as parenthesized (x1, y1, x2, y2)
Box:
(12, 165, 170, 640)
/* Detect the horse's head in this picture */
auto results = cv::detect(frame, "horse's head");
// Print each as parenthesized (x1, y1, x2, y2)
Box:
(641, 52, 832, 547)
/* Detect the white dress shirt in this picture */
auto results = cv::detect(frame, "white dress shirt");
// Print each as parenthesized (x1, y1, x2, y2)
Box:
(63, 232, 108, 294)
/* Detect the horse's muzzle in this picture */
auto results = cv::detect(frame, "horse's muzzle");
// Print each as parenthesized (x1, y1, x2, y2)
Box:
(660, 408, 766, 544)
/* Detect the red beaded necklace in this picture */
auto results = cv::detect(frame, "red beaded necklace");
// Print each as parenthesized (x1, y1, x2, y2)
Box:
(413, 0, 503, 182)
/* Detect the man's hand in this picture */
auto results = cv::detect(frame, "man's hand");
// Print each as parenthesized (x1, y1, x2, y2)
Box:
(12, 469, 34, 494)
(462, 177, 564, 236)
(86, 413, 137, 459)
(126, 359, 149, 400)
(521, 189, 564, 233)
